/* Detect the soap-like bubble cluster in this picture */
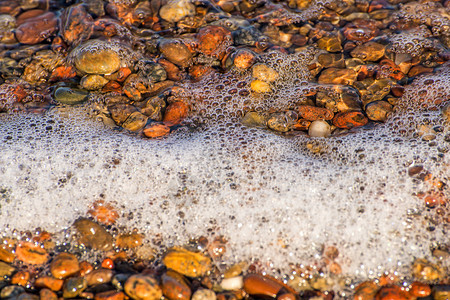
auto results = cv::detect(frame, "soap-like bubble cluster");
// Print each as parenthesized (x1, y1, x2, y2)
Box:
(388, 25, 435, 57)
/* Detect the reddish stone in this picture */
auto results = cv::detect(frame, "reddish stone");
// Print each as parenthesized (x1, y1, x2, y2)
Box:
(15, 242, 48, 265)
(159, 58, 183, 81)
(298, 105, 334, 121)
(101, 258, 114, 269)
(332, 111, 368, 129)
(95, 291, 125, 300)
(143, 123, 171, 138)
(79, 261, 94, 277)
(35, 276, 64, 291)
(408, 281, 431, 298)
(196, 25, 233, 60)
(102, 81, 122, 93)
(11, 270, 30, 286)
(87, 200, 119, 226)
(49, 66, 77, 82)
(15, 10, 58, 44)
(293, 119, 311, 130)
(0, 247, 15, 263)
(243, 274, 283, 297)
(61, 4, 94, 46)
(354, 281, 379, 300)
(161, 270, 191, 300)
(40, 289, 58, 300)
(163, 102, 189, 126)
(408, 65, 434, 77)
(50, 252, 80, 279)
(375, 285, 409, 300)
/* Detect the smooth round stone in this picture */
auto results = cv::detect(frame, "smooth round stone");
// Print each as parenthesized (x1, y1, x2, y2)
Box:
(85, 269, 114, 286)
(162, 247, 212, 278)
(1, 285, 25, 299)
(73, 218, 113, 251)
(159, 0, 195, 23)
(50, 253, 80, 280)
(191, 289, 216, 300)
(241, 111, 267, 128)
(62, 277, 87, 298)
(220, 276, 244, 291)
(73, 41, 120, 74)
(0, 248, 14, 263)
(124, 275, 162, 300)
(308, 120, 331, 137)
(159, 39, 192, 68)
(80, 74, 109, 90)
(161, 270, 191, 300)
(54, 87, 89, 105)
(122, 112, 148, 132)
(0, 261, 15, 277)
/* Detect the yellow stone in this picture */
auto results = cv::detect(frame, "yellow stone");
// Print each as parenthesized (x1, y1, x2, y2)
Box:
(250, 79, 271, 93)
(412, 258, 444, 282)
(252, 64, 279, 82)
(162, 247, 212, 277)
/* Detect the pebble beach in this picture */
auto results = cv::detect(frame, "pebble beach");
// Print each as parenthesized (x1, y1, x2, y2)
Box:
(0, 0, 449, 299)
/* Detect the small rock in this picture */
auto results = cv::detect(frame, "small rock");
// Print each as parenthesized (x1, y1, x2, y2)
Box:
(0, 285, 25, 298)
(15, 10, 57, 44)
(143, 123, 171, 138)
(80, 75, 109, 90)
(50, 252, 80, 279)
(412, 258, 444, 282)
(375, 285, 408, 300)
(95, 290, 125, 300)
(332, 111, 368, 129)
(0, 261, 15, 277)
(251, 79, 271, 93)
(365, 101, 393, 122)
(141, 96, 166, 121)
(115, 233, 144, 249)
(233, 49, 257, 69)
(73, 218, 114, 251)
(159, 39, 192, 68)
(35, 276, 64, 291)
(85, 269, 114, 286)
(61, 4, 93, 46)
(298, 105, 334, 121)
(220, 276, 244, 291)
(163, 101, 189, 126)
(318, 68, 357, 85)
(11, 270, 30, 286)
(159, 0, 195, 23)
(196, 25, 233, 60)
(442, 102, 450, 122)
(267, 111, 298, 132)
(308, 120, 331, 137)
(112, 273, 131, 291)
(252, 64, 279, 82)
(318, 53, 345, 68)
(192, 289, 217, 300)
(317, 35, 343, 52)
(162, 247, 212, 277)
(73, 40, 121, 75)
(62, 277, 88, 298)
(122, 111, 148, 132)
(124, 274, 162, 300)
(351, 42, 386, 61)
(108, 104, 138, 125)
(15, 242, 48, 265)
(408, 281, 431, 298)
(432, 285, 450, 300)
(39, 289, 58, 300)
(161, 270, 191, 300)
(243, 274, 283, 298)
(241, 111, 268, 128)
(0, 247, 14, 263)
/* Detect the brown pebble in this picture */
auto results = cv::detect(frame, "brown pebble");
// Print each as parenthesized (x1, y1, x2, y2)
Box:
(408, 65, 434, 77)
(318, 68, 357, 85)
(163, 101, 189, 126)
(73, 218, 114, 251)
(143, 123, 171, 138)
(161, 270, 192, 300)
(79, 261, 94, 276)
(124, 274, 162, 300)
(409, 281, 431, 298)
(351, 41, 385, 61)
(277, 293, 296, 300)
(15, 10, 58, 44)
(365, 101, 393, 122)
(159, 39, 193, 68)
(61, 4, 94, 45)
(375, 285, 409, 300)
(163, 247, 212, 277)
(196, 25, 233, 60)
(243, 274, 282, 298)
(0, 261, 15, 277)
(39, 289, 58, 300)
(95, 291, 125, 300)
(50, 252, 80, 279)
(298, 105, 334, 121)
(85, 269, 114, 286)
(35, 276, 64, 291)
(11, 270, 30, 286)
(115, 233, 144, 249)
(354, 281, 379, 300)
(0, 247, 15, 263)
(412, 258, 444, 281)
(15, 242, 48, 265)
(332, 111, 368, 129)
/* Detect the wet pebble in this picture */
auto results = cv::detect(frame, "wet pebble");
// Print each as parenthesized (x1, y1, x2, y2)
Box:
(73, 40, 121, 75)
(332, 111, 368, 129)
(95, 290, 126, 300)
(115, 233, 144, 249)
(0, 285, 25, 298)
(163, 101, 189, 126)
(50, 252, 80, 279)
(143, 123, 171, 138)
(250, 79, 271, 93)
(0, 261, 15, 277)
(15, 10, 57, 44)
(159, 39, 192, 68)
(220, 276, 244, 291)
(122, 111, 148, 132)
(62, 277, 87, 298)
(73, 218, 114, 251)
(365, 101, 392, 122)
(161, 270, 191, 300)
(309, 120, 331, 137)
(159, 0, 195, 23)
(0, 247, 14, 263)
(241, 111, 267, 128)
(353, 281, 379, 300)
(351, 42, 385, 61)
(318, 68, 357, 85)
(162, 247, 212, 278)
(80, 75, 109, 90)
(267, 111, 298, 132)
(35, 276, 64, 291)
(298, 105, 333, 121)
(243, 274, 283, 298)
(15, 242, 48, 265)
(412, 258, 444, 281)
(252, 64, 279, 82)
(375, 285, 408, 300)
(11, 270, 30, 286)
(85, 269, 114, 286)
(192, 289, 217, 300)
(39, 289, 58, 300)
(124, 275, 162, 300)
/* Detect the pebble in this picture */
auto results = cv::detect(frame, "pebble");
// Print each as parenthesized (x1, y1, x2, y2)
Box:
(34, 276, 64, 291)
(50, 252, 80, 279)
(115, 233, 144, 249)
(220, 276, 244, 291)
(192, 289, 217, 300)
(298, 105, 334, 121)
(15, 10, 57, 44)
(250, 79, 272, 93)
(317, 35, 343, 52)
(80, 75, 109, 90)
(318, 68, 357, 85)
(196, 25, 233, 59)
(85, 269, 114, 286)
(243, 274, 283, 298)
(0, 261, 15, 277)
(161, 270, 191, 300)
(109, 104, 138, 126)
(163, 101, 189, 126)
(61, 4, 93, 46)
(232, 49, 257, 69)
(267, 111, 298, 132)
(433, 285, 450, 300)
(122, 111, 148, 132)
(39, 289, 58, 300)
(124, 275, 162, 300)
(252, 64, 279, 82)
(0, 247, 14, 263)
(15, 242, 48, 265)
(159, 0, 195, 23)
(143, 123, 171, 138)
(412, 258, 444, 281)
(351, 42, 385, 61)
(162, 247, 212, 278)
(73, 218, 114, 251)
(73, 41, 121, 75)
(1, 285, 25, 298)
(95, 291, 125, 300)
(408, 281, 431, 298)
(308, 120, 331, 137)
(442, 102, 450, 122)
(11, 270, 30, 286)
(365, 101, 392, 122)
(332, 111, 368, 129)
(375, 285, 408, 300)
(62, 277, 88, 298)
(241, 111, 268, 128)
(353, 281, 379, 300)
(159, 39, 192, 68)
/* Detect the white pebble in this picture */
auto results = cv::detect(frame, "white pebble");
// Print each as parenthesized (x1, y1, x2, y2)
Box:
(192, 289, 217, 300)
(308, 120, 331, 137)
(220, 276, 244, 290)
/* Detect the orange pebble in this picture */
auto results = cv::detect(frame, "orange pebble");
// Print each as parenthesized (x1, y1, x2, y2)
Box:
(375, 285, 409, 300)
(15, 242, 48, 265)
(35, 276, 64, 291)
(409, 281, 431, 298)
(49, 66, 77, 82)
(79, 261, 94, 277)
(379, 273, 399, 286)
(87, 200, 119, 226)
(354, 281, 379, 300)
(143, 123, 171, 138)
(332, 111, 368, 129)
(102, 258, 114, 269)
(95, 291, 125, 300)
(163, 101, 189, 126)
(298, 105, 334, 121)
(11, 270, 30, 286)
(40, 289, 58, 300)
